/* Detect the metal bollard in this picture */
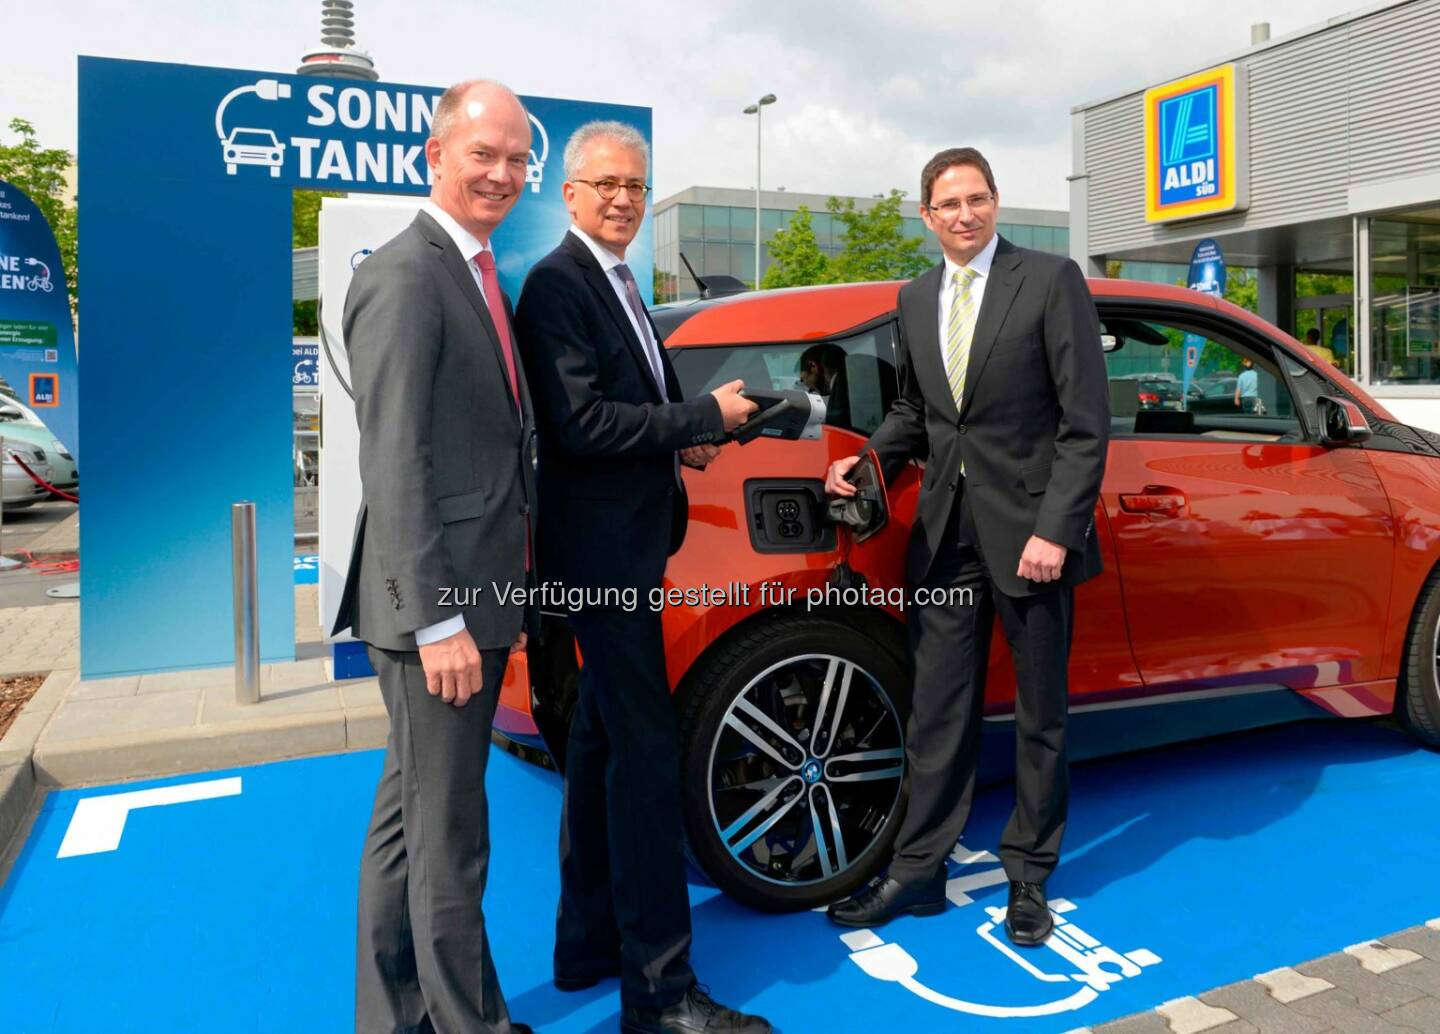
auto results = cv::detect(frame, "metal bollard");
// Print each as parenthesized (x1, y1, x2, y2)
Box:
(231, 501, 260, 704)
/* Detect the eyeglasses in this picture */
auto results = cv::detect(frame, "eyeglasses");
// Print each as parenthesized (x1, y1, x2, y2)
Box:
(574, 178, 652, 202)
(924, 193, 996, 217)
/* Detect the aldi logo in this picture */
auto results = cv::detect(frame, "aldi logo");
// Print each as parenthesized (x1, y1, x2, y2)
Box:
(1144, 64, 1248, 223)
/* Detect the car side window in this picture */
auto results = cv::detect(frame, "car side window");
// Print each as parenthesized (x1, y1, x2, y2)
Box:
(668, 322, 899, 438)
(1101, 315, 1301, 441)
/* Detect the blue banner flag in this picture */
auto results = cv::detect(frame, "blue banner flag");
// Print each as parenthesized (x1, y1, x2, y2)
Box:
(0, 180, 79, 465)
(1182, 239, 1227, 402)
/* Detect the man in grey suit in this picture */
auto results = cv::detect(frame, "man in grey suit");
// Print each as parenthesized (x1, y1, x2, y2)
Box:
(332, 79, 535, 1034)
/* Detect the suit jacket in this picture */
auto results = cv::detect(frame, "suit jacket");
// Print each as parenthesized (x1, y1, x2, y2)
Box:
(515, 232, 724, 594)
(332, 210, 536, 650)
(864, 237, 1110, 597)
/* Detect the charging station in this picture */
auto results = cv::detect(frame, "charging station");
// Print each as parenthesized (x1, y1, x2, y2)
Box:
(76, 57, 650, 678)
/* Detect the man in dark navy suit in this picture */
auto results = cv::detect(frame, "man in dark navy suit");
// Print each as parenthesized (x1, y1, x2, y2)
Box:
(826, 147, 1110, 946)
(515, 121, 768, 1034)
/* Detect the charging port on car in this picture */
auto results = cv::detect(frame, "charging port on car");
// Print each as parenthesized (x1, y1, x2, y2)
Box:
(743, 480, 836, 554)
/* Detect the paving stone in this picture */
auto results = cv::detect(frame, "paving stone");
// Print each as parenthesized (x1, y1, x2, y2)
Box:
(1254, 968, 1334, 1004)
(1286, 988, 1418, 1033)
(1091, 1011, 1174, 1034)
(200, 683, 340, 725)
(339, 678, 382, 710)
(262, 659, 330, 687)
(136, 666, 234, 695)
(1346, 941, 1424, 974)
(1295, 953, 1426, 1014)
(1382, 927, 1440, 965)
(1200, 979, 1327, 1033)
(1375, 956, 1440, 998)
(68, 675, 141, 701)
(1380, 995, 1440, 1032)
(1157, 997, 1241, 1033)
(41, 690, 202, 741)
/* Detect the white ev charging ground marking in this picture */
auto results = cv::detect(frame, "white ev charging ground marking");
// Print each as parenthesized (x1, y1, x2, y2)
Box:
(56, 777, 243, 858)
(840, 839, 1163, 1019)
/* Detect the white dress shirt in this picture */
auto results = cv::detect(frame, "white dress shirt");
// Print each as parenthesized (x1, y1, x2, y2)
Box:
(936, 231, 999, 347)
(567, 225, 666, 389)
(414, 201, 494, 647)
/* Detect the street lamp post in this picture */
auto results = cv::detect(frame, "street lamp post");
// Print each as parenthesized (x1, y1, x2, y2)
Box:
(743, 93, 777, 289)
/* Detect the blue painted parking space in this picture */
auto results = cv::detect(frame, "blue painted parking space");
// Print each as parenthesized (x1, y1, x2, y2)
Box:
(2, 719, 1439, 1032)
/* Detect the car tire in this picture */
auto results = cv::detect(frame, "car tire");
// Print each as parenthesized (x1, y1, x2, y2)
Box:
(1401, 569, 1440, 747)
(678, 614, 910, 911)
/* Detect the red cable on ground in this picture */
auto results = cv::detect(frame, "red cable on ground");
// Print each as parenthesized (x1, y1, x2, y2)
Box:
(5, 452, 79, 503)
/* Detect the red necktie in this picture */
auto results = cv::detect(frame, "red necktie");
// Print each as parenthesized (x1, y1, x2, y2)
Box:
(473, 250, 520, 407)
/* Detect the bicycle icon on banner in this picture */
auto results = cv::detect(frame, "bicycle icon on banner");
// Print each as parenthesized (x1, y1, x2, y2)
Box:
(22, 258, 54, 293)
(838, 840, 1162, 1020)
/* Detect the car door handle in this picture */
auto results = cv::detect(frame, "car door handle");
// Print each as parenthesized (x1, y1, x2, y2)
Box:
(1119, 485, 1187, 515)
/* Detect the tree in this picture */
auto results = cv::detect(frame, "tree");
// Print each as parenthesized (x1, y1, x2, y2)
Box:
(828, 190, 930, 283)
(292, 190, 343, 334)
(0, 119, 77, 313)
(761, 205, 830, 289)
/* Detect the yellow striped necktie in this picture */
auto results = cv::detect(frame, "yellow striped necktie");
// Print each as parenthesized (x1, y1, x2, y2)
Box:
(944, 265, 980, 409)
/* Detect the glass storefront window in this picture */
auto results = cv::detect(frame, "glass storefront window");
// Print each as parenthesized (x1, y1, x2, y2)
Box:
(1370, 212, 1440, 385)
(761, 208, 788, 240)
(730, 208, 755, 243)
(811, 211, 834, 249)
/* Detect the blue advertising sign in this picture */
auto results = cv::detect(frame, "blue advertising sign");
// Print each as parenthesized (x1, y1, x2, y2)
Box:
(292, 342, 319, 389)
(0, 180, 79, 464)
(79, 57, 652, 677)
(1181, 239, 1227, 400)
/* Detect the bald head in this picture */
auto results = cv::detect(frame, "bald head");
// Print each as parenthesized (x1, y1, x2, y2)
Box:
(426, 79, 533, 241)
(431, 79, 528, 144)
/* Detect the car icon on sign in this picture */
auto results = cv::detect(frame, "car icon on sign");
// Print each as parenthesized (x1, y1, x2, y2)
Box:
(223, 128, 284, 176)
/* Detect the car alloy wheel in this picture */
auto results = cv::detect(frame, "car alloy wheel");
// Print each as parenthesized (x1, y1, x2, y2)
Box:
(679, 615, 910, 910)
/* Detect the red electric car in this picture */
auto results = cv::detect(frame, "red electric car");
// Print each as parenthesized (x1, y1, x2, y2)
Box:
(493, 277, 1440, 912)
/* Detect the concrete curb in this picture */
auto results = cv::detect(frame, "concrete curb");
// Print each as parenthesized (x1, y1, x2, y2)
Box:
(0, 669, 73, 854)
(31, 702, 390, 787)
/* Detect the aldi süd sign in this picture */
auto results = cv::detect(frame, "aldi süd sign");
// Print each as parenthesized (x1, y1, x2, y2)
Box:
(1143, 64, 1248, 223)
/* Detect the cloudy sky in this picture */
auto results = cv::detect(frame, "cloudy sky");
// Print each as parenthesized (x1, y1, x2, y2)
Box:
(6, 0, 1362, 209)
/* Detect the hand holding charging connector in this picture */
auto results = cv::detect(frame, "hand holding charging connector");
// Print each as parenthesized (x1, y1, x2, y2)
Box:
(711, 380, 758, 432)
(724, 388, 828, 445)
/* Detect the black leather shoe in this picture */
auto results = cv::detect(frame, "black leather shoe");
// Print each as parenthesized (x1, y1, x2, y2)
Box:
(1004, 880, 1054, 946)
(553, 960, 622, 992)
(827, 874, 946, 928)
(620, 982, 772, 1033)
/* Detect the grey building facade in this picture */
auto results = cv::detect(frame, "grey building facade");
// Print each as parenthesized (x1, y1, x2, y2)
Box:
(1070, 0, 1440, 426)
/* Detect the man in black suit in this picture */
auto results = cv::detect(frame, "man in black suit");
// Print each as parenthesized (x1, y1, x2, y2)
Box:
(825, 147, 1109, 946)
(334, 80, 536, 1034)
(515, 121, 769, 1034)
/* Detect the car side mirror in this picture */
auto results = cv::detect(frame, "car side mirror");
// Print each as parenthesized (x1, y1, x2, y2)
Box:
(1316, 395, 1372, 446)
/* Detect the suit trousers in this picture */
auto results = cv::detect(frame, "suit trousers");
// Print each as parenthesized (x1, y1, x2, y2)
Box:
(888, 486, 1075, 888)
(356, 644, 517, 1034)
(556, 606, 695, 1009)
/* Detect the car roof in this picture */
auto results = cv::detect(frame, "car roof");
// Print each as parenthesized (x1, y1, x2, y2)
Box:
(657, 277, 1220, 347)
(655, 276, 1397, 422)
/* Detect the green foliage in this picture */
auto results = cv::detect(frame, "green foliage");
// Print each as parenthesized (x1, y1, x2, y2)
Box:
(827, 190, 930, 283)
(0, 119, 77, 313)
(761, 205, 831, 289)
(1223, 268, 1258, 314)
(292, 190, 343, 334)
